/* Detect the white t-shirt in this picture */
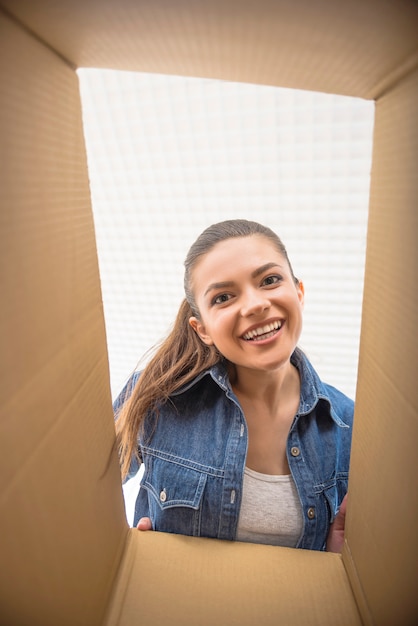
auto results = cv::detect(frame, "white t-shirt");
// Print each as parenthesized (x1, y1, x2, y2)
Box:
(236, 466, 303, 548)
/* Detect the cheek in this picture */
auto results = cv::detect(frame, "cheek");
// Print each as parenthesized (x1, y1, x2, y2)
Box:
(203, 312, 235, 341)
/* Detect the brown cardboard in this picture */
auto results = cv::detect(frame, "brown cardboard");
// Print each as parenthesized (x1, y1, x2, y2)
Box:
(104, 530, 361, 626)
(342, 66, 418, 626)
(0, 10, 127, 626)
(0, 1, 417, 625)
(1, 0, 418, 99)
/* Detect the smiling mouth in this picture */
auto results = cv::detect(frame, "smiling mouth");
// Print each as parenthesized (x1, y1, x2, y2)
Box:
(242, 320, 282, 341)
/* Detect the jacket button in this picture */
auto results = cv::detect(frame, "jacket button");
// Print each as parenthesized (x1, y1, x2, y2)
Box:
(160, 490, 167, 502)
(290, 446, 300, 457)
(307, 507, 315, 520)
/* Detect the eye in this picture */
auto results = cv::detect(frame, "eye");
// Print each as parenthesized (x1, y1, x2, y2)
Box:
(212, 293, 233, 305)
(261, 274, 282, 287)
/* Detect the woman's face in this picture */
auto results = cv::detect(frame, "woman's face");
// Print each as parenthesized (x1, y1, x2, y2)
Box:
(189, 234, 304, 375)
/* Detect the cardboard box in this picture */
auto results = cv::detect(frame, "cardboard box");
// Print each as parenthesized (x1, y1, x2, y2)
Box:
(0, 1, 417, 624)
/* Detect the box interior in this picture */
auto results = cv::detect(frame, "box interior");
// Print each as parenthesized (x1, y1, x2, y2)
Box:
(1, 1, 417, 625)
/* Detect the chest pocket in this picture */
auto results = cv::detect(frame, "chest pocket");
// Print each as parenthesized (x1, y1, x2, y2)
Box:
(142, 454, 208, 536)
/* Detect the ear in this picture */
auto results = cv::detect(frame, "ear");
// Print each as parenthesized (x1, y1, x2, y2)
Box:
(189, 316, 214, 346)
(297, 280, 305, 309)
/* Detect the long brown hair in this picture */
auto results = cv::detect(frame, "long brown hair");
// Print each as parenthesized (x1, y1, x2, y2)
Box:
(115, 219, 297, 478)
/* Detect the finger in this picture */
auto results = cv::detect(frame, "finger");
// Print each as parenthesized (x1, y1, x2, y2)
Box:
(333, 495, 348, 532)
(339, 493, 348, 512)
(136, 517, 152, 531)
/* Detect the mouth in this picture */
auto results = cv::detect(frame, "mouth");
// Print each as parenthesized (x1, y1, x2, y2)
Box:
(242, 320, 282, 342)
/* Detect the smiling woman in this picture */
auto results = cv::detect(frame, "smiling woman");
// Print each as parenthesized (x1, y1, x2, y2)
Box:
(114, 219, 354, 553)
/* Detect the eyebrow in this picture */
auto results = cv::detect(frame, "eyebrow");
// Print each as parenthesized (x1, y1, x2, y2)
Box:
(203, 262, 283, 297)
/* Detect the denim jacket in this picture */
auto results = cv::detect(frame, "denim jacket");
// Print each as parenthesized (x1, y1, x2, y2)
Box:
(113, 348, 354, 551)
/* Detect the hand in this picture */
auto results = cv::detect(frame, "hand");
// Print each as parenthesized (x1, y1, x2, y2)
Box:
(326, 493, 348, 553)
(136, 517, 152, 531)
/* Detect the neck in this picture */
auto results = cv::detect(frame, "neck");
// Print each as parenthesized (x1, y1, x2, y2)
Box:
(231, 361, 300, 412)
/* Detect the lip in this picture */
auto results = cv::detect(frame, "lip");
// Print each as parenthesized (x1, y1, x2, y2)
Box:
(240, 318, 284, 341)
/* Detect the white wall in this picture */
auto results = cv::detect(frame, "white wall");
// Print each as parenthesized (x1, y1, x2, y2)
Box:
(78, 69, 374, 403)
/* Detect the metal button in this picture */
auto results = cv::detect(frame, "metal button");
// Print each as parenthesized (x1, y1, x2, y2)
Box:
(307, 507, 315, 520)
(290, 446, 300, 457)
(160, 489, 167, 503)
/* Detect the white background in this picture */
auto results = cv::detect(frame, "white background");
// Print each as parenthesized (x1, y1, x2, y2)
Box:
(78, 70, 374, 523)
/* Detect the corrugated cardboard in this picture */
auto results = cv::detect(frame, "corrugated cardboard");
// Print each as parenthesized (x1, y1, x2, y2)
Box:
(342, 65, 418, 626)
(0, 10, 127, 626)
(0, 1, 417, 625)
(1, 0, 418, 98)
(105, 530, 361, 626)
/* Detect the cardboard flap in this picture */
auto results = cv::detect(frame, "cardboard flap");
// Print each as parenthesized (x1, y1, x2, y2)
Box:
(0, 12, 128, 626)
(105, 529, 361, 626)
(343, 67, 418, 626)
(2, 0, 418, 98)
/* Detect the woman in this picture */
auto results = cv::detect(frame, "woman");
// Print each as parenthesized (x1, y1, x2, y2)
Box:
(114, 219, 352, 552)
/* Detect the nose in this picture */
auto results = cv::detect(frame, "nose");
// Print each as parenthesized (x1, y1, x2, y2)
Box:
(240, 289, 271, 317)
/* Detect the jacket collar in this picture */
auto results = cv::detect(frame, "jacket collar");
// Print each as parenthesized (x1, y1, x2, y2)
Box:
(173, 348, 349, 428)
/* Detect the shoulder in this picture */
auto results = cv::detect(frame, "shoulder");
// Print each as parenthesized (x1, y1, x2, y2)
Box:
(293, 348, 354, 427)
(321, 382, 355, 424)
(172, 361, 230, 398)
(113, 371, 141, 416)
(322, 381, 354, 408)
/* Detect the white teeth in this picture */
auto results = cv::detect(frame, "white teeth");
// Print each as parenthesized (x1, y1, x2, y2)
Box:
(243, 320, 282, 340)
